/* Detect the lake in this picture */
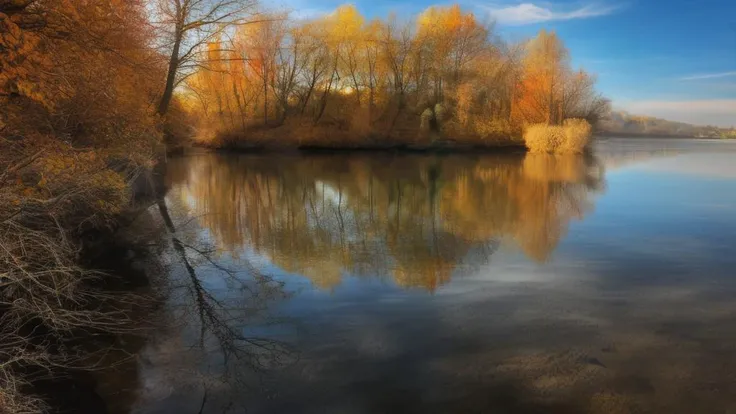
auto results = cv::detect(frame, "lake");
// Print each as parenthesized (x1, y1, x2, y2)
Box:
(108, 138, 736, 413)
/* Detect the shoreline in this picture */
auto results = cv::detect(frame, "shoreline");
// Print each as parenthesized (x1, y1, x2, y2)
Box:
(15, 168, 168, 414)
(595, 131, 728, 139)
(192, 135, 731, 156)
(195, 141, 529, 155)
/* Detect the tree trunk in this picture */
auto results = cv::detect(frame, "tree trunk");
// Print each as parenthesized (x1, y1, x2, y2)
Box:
(158, 32, 182, 116)
(263, 75, 268, 125)
(301, 77, 316, 115)
(233, 81, 246, 131)
(315, 69, 335, 124)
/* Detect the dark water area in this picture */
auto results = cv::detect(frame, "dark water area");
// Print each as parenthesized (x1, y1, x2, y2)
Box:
(103, 138, 736, 413)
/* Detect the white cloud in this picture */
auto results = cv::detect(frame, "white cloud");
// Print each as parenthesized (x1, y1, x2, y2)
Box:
(679, 71, 736, 81)
(622, 100, 736, 127)
(484, 2, 619, 25)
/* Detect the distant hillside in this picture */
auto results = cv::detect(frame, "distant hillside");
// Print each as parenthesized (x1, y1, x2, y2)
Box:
(599, 111, 736, 138)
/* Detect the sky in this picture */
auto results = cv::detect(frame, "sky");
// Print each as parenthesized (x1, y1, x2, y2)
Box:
(274, 0, 736, 127)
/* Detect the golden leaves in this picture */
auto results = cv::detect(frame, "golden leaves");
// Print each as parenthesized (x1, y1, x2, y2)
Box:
(511, 30, 597, 127)
(170, 154, 601, 291)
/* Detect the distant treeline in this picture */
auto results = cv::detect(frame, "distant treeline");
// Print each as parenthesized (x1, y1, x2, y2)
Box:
(599, 111, 736, 139)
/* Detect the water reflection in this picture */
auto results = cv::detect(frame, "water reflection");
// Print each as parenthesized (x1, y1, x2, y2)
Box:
(166, 153, 605, 291)
(125, 141, 736, 414)
(108, 196, 296, 414)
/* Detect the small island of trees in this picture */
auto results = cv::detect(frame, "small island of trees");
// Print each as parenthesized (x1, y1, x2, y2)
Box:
(183, 5, 609, 152)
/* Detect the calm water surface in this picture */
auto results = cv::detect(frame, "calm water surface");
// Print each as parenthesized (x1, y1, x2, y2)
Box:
(115, 138, 736, 413)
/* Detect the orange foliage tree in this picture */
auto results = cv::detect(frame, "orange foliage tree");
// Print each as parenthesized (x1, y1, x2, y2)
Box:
(1, 1, 166, 410)
(512, 30, 608, 127)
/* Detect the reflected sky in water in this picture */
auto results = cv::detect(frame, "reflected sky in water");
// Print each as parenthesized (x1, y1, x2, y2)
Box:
(126, 139, 736, 414)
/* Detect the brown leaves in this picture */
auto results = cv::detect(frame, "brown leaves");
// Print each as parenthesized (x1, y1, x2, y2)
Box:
(0, 10, 49, 105)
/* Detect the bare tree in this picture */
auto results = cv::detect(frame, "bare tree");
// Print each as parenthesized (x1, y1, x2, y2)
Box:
(272, 24, 303, 124)
(296, 29, 329, 116)
(153, 0, 258, 115)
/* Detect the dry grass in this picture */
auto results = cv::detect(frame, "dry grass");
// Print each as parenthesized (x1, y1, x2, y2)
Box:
(524, 119, 592, 154)
(524, 124, 564, 153)
(198, 108, 524, 150)
(560, 119, 593, 153)
(204, 117, 423, 150)
(0, 136, 146, 413)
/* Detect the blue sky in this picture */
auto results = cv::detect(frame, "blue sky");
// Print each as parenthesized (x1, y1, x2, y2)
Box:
(276, 0, 736, 127)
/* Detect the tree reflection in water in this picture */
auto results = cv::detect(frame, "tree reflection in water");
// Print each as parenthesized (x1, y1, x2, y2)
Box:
(133, 152, 605, 412)
(166, 153, 605, 292)
(138, 195, 295, 413)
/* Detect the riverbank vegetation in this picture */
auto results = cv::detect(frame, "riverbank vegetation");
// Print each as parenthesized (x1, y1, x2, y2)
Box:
(1, 0, 168, 410)
(183, 5, 608, 150)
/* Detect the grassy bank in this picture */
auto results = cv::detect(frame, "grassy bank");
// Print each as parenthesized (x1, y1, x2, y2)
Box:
(0, 138, 165, 411)
(199, 132, 527, 153)
(193, 110, 526, 153)
(193, 119, 594, 154)
(0, 2, 171, 410)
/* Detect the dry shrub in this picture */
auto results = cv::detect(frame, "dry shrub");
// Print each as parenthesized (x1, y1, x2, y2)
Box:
(163, 98, 196, 153)
(192, 121, 220, 146)
(473, 119, 519, 143)
(1, 136, 142, 412)
(560, 118, 592, 153)
(439, 115, 520, 145)
(524, 124, 564, 153)
(0, 374, 44, 414)
(349, 106, 371, 137)
(523, 119, 592, 153)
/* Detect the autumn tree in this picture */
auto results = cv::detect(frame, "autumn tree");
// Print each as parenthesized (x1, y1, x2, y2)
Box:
(512, 30, 570, 125)
(1, 0, 166, 411)
(416, 5, 488, 100)
(272, 22, 304, 123)
(153, 0, 258, 115)
(237, 17, 284, 124)
(361, 19, 386, 118)
(379, 16, 413, 121)
(293, 20, 330, 116)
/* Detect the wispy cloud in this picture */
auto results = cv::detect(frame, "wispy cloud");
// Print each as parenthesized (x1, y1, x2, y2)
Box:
(679, 71, 736, 81)
(483, 2, 620, 25)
